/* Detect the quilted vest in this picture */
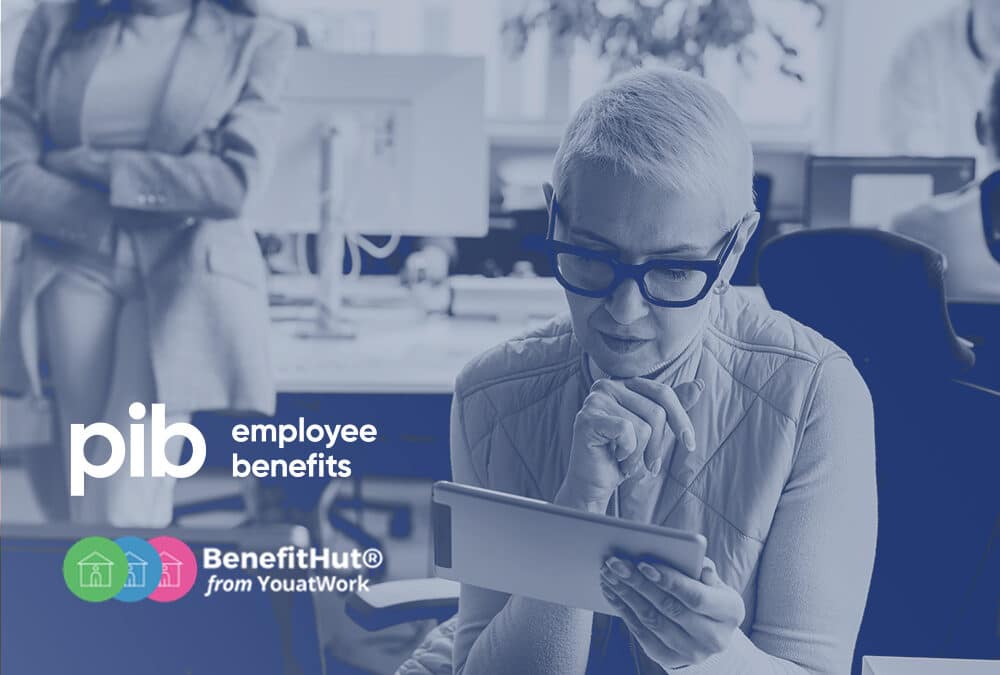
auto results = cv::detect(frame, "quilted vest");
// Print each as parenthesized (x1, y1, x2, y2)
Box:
(452, 289, 848, 669)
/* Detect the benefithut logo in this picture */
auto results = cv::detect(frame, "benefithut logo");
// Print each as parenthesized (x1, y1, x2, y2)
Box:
(70, 402, 206, 496)
(63, 536, 197, 603)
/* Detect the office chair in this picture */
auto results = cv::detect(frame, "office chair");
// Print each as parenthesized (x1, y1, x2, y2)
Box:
(944, 171, 1000, 391)
(759, 228, 974, 377)
(982, 169, 1000, 265)
(310, 475, 450, 674)
(758, 228, 1000, 672)
(729, 172, 773, 286)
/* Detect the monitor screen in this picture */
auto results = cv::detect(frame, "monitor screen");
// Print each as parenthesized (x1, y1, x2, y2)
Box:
(806, 156, 976, 230)
(244, 51, 488, 238)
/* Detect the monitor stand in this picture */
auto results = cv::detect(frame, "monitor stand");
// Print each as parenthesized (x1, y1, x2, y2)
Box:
(298, 124, 358, 340)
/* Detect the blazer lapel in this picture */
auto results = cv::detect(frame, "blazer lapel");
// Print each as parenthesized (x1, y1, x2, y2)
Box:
(147, 0, 234, 154)
(42, 22, 116, 147)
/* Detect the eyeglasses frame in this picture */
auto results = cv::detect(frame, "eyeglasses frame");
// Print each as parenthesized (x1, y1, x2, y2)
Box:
(527, 193, 755, 308)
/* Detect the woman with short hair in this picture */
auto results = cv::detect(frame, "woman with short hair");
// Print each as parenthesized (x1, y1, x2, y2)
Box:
(449, 68, 877, 674)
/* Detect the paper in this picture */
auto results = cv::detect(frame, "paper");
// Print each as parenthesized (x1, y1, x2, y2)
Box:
(850, 174, 934, 228)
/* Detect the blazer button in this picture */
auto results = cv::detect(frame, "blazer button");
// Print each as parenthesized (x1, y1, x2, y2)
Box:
(184, 217, 196, 226)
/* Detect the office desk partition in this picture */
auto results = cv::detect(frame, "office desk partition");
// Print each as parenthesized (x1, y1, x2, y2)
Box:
(862, 657, 1000, 674)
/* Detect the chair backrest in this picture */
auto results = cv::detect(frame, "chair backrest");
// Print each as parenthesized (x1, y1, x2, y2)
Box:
(980, 169, 1000, 265)
(758, 228, 974, 378)
(730, 172, 773, 286)
(759, 228, 1000, 671)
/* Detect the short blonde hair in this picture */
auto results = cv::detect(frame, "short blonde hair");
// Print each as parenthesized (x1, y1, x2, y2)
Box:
(552, 67, 754, 226)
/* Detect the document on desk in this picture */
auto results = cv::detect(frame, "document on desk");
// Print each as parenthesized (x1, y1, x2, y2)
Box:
(850, 174, 933, 228)
(862, 657, 1000, 674)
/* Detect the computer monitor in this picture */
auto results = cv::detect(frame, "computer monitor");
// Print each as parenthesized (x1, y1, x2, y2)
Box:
(243, 50, 488, 238)
(805, 156, 976, 230)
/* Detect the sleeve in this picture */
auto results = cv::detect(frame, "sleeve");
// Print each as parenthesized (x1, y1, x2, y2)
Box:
(880, 34, 945, 155)
(0, 6, 115, 251)
(106, 21, 295, 220)
(675, 355, 878, 674)
(449, 390, 512, 674)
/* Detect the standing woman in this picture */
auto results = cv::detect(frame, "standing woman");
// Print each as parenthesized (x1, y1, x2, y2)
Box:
(0, 0, 295, 526)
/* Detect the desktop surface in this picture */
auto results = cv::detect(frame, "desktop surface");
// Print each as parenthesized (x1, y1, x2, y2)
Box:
(268, 275, 561, 394)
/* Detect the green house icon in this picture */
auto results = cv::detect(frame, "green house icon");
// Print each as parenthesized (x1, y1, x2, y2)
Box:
(78, 551, 113, 588)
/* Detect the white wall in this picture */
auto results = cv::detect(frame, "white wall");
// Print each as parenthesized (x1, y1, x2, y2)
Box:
(825, 0, 964, 153)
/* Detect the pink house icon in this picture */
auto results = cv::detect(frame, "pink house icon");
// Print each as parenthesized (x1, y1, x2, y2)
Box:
(159, 551, 183, 588)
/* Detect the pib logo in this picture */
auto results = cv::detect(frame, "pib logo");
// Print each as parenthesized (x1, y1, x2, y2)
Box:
(70, 403, 207, 497)
(63, 536, 197, 603)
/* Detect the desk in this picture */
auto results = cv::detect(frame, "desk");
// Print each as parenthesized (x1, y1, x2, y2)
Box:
(269, 274, 553, 394)
(271, 312, 535, 394)
(863, 657, 1000, 674)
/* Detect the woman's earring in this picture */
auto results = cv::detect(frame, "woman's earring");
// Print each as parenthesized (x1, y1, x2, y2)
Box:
(713, 280, 729, 295)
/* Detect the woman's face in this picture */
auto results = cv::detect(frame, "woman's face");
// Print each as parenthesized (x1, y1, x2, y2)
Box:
(550, 162, 747, 378)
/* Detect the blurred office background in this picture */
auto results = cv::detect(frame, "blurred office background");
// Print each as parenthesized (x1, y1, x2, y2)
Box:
(1, 1, 999, 674)
(1, 0, 990, 287)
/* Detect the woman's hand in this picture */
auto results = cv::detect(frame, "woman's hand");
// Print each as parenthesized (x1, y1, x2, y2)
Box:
(600, 557, 745, 669)
(43, 146, 111, 188)
(556, 377, 703, 511)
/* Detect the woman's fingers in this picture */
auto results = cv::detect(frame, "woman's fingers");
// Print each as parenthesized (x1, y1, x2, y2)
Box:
(600, 570, 698, 667)
(585, 409, 638, 460)
(587, 384, 652, 475)
(624, 378, 702, 463)
(593, 380, 667, 473)
(639, 559, 745, 626)
(586, 377, 704, 479)
(602, 557, 729, 651)
(601, 586, 679, 665)
(701, 557, 722, 586)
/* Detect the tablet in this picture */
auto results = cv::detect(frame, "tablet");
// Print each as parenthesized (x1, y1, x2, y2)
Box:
(431, 481, 707, 615)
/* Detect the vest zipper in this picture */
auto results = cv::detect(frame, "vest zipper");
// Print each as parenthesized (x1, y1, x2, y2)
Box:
(612, 486, 644, 673)
(628, 632, 643, 674)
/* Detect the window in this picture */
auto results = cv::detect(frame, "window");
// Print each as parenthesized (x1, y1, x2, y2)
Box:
(263, 0, 831, 147)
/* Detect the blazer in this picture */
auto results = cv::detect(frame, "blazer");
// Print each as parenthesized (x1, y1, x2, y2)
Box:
(0, 0, 295, 414)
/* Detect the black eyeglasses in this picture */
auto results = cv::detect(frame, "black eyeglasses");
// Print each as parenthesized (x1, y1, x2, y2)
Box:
(528, 194, 750, 308)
